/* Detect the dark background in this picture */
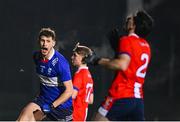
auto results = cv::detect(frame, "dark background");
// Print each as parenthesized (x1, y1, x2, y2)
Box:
(0, 0, 180, 120)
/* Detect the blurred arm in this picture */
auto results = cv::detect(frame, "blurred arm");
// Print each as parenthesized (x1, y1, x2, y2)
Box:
(98, 54, 131, 71)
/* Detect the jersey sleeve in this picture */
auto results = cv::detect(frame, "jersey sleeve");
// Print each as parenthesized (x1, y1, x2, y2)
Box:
(73, 72, 82, 91)
(117, 36, 132, 57)
(57, 57, 72, 82)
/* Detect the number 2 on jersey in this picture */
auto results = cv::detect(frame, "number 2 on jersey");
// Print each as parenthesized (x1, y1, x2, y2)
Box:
(85, 83, 93, 103)
(136, 53, 149, 78)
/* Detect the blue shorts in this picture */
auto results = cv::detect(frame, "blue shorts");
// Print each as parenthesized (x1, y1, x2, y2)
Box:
(98, 97, 145, 121)
(33, 97, 72, 121)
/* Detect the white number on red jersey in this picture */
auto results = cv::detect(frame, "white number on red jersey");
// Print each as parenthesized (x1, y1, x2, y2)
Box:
(85, 83, 93, 103)
(136, 53, 149, 78)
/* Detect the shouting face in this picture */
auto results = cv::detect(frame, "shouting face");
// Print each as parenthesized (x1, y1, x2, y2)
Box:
(39, 35, 55, 58)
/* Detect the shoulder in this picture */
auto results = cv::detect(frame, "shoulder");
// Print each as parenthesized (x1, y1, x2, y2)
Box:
(52, 51, 71, 74)
(140, 38, 151, 50)
(33, 51, 41, 60)
(74, 68, 83, 76)
(119, 35, 129, 41)
(74, 68, 87, 78)
(78, 68, 92, 79)
(119, 35, 132, 44)
(141, 38, 150, 45)
(118, 36, 131, 47)
(52, 50, 69, 65)
(120, 35, 142, 46)
(55, 51, 68, 62)
(120, 35, 138, 41)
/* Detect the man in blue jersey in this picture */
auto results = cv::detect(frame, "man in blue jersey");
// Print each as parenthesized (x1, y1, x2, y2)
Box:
(17, 28, 73, 121)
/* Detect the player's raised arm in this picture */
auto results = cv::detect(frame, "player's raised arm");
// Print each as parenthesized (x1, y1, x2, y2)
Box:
(93, 10, 154, 121)
(98, 53, 131, 71)
(86, 50, 131, 71)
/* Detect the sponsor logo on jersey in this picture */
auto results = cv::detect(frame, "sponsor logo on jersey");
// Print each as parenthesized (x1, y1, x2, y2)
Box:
(52, 58, 58, 66)
(40, 65, 46, 73)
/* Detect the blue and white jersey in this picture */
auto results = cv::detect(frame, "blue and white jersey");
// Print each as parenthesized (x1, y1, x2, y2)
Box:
(33, 49, 72, 109)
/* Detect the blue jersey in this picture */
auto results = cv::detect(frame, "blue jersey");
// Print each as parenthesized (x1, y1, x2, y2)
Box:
(33, 49, 72, 109)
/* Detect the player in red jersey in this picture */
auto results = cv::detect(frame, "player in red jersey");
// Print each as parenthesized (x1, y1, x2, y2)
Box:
(71, 43, 94, 121)
(88, 10, 154, 121)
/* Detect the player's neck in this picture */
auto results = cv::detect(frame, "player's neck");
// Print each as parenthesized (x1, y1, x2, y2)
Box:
(43, 48, 54, 60)
(78, 64, 87, 68)
(128, 30, 135, 35)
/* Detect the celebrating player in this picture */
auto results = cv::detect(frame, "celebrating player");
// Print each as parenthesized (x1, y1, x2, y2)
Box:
(89, 10, 154, 121)
(17, 28, 73, 121)
(71, 43, 94, 121)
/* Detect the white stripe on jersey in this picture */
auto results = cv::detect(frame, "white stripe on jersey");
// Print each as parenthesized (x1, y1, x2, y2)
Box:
(38, 74, 58, 87)
(134, 82, 142, 98)
(98, 106, 108, 117)
(84, 108, 88, 121)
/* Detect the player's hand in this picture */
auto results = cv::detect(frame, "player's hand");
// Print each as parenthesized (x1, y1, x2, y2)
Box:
(85, 51, 101, 65)
(41, 104, 54, 114)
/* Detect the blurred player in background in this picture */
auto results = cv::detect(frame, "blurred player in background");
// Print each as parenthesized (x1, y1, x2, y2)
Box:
(71, 43, 94, 121)
(88, 10, 154, 121)
(17, 28, 73, 121)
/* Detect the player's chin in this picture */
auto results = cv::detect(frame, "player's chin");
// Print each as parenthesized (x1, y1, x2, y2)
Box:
(71, 62, 76, 66)
(72, 61, 78, 66)
(41, 51, 48, 56)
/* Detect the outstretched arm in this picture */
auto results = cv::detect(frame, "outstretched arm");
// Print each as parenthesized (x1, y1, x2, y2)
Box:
(98, 53, 131, 71)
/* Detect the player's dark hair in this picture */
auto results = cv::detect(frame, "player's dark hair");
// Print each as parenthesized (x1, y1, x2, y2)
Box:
(134, 10, 154, 38)
(38, 28, 56, 41)
(73, 43, 92, 64)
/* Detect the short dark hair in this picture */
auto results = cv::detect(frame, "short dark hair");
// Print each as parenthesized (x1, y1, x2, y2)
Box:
(38, 28, 56, 41)
(134, 10, 154, 38)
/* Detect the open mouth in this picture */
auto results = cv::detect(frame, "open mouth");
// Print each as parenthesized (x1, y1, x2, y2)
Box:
(41, 47, 48, 50)
(41, 47, 48, 54)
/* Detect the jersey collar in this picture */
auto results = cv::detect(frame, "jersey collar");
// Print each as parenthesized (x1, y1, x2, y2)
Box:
(129, 33, 139, 38)
(78, 66, 88, 70)
(48, 48, 55, 60)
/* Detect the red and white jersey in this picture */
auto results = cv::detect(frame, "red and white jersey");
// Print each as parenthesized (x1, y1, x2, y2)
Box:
(72, 66, 94, 121)
(109, 33, 151, 99)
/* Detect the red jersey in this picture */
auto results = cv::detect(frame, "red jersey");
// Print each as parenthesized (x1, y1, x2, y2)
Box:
(72, 66, 94, 121)
(109, 33, 151, 99)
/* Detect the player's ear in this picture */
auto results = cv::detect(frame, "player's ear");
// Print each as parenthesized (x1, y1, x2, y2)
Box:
(52, 41, 56, 47)
(82, 55, 88, 64)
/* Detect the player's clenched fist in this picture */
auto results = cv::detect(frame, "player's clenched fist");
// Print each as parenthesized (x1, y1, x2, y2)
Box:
(85, 51, 101, 65)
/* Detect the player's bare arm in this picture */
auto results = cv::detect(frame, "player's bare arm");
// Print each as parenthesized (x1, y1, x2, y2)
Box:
(34, 81, 73, 121)
(98, 53, 131, 71)
(52, 80, 73, 107)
